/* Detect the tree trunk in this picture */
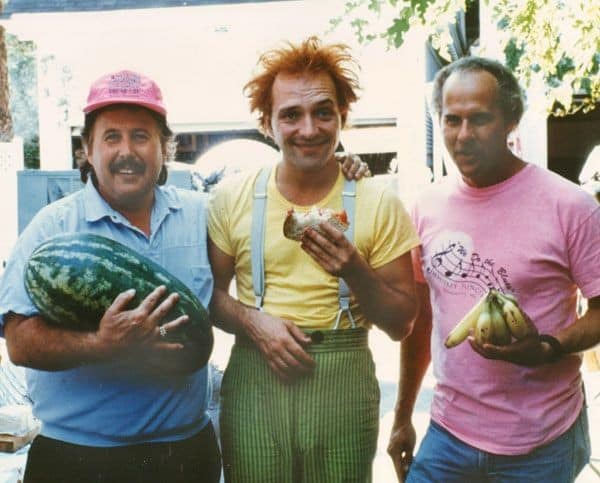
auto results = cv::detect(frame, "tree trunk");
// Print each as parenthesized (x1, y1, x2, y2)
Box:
(0, 3, 14, 141)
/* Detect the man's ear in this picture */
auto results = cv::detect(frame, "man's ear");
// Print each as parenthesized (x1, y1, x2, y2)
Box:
(82, 140, 91, 159)
(264, 116, 274, 139)
(505, 121, 519, 139)
(340, 108, 348, 128)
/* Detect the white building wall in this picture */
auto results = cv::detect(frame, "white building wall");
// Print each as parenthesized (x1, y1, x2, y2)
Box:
(5, 0, 426, 170)
(36, 51, 73, 169)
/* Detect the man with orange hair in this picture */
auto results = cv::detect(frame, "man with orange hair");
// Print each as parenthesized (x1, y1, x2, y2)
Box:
(208, 36, 419, 482)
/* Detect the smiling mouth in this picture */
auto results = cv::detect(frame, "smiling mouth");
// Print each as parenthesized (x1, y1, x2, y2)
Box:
(110, 159, 146, 176)
(295, 142, 327, 151)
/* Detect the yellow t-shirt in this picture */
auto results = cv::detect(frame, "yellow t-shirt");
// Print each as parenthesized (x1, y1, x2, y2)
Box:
(208, 166, 419, 329)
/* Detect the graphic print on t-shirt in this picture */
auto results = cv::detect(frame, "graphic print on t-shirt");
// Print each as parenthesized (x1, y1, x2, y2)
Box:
(424, 230, 514, 297)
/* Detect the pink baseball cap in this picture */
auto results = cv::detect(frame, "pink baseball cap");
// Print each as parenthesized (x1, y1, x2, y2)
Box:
(83, 70, 167, 116)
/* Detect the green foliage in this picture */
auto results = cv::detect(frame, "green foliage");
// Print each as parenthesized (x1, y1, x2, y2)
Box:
(332, 0, 600, 116)
(23, 135, 40, 169)
(331, 0, 438, 47)
(7, 34, 39, 164)
(492, 0, 600, 115)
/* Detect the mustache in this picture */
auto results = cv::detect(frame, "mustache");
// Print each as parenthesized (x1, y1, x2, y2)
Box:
(109, 156, 146, 175)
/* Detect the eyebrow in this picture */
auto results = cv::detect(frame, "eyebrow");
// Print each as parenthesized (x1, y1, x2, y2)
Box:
(443, 111, 493, 119)
(102, 127, 150, 133)
(100, 127, 152, 139)
(314, 99, 335, 108)
(279, 97, 336, 111)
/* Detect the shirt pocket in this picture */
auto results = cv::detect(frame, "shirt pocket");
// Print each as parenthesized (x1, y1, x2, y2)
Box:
(160, 245, 213, 307)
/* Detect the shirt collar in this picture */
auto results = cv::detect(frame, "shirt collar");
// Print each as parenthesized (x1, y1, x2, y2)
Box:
(83, 180, 182, 225)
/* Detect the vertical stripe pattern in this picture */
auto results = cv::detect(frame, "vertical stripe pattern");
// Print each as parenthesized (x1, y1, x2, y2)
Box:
(220, 328, 379, 483)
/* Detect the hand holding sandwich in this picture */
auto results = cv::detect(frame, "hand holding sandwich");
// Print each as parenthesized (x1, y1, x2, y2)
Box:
(300, 220, 359, 278)
(300, 221, 416, 340)
(284, 206, 354, 277)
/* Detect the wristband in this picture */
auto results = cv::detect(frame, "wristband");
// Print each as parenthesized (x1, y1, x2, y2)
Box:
(539, 334, 563, 363)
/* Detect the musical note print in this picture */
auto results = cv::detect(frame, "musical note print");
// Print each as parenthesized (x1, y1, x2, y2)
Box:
(427, 240, 512, 293)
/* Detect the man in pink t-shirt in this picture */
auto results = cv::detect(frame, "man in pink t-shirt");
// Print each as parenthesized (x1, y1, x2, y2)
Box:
(388, 57, 600, 482)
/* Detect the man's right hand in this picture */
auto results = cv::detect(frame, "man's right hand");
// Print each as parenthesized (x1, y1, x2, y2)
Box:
(387, 419, 417, 483)
(208, 241, 315, 383)
(249, 310, 315, 383)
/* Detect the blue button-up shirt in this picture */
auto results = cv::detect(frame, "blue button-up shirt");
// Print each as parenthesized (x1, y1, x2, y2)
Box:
(0, 181, 213, 446)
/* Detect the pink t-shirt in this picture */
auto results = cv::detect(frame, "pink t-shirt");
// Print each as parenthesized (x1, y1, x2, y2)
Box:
(413, 164, 600, 455)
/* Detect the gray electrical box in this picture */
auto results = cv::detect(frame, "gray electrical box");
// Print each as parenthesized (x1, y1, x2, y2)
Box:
(17, 169, 194, 234)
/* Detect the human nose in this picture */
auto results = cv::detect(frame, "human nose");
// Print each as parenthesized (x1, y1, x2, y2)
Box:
(298, 115, 318, 137)
(456, 120, 473, 141)
(117, 136, 135, 157)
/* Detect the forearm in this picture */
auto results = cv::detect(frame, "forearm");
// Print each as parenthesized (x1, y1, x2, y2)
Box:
(395, 323, 432, 422)
(4, 313, 105, 371)
(555, 297, 600, 354)
(209, 288, 259, 338)
(394, 284, 432, 423)
(344, 258, 417, 340)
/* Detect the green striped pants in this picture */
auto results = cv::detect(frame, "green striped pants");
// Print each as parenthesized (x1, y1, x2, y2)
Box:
(219, 328, 380, 483)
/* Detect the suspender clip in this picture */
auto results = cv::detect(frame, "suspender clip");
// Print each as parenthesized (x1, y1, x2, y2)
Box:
(333, 296, 356, 330)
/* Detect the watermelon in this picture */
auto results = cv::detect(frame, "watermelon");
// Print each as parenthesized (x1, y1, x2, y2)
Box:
(24, 233, 213, 357)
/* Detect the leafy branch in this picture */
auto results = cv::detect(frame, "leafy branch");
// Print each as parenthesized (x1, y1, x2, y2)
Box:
(331, 0, 600, 116)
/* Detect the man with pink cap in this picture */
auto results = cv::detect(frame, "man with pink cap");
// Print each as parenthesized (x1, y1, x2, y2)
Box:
(0, 70, 221, 483)
(0, 69, 368, 482)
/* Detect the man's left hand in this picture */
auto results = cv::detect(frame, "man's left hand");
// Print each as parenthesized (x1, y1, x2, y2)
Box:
(337, 152, 371, 180)
(300, 222, 358, 277)
(468, 331, 558, 366)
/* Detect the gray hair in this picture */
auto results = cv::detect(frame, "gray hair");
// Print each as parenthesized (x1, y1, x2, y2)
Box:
(431, 56, 525, 125)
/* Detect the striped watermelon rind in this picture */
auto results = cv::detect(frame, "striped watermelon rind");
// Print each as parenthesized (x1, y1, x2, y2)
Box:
(24, 233, 213, 355)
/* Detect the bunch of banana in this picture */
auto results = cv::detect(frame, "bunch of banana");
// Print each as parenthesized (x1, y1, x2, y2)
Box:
(444, 289, 536, 348)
